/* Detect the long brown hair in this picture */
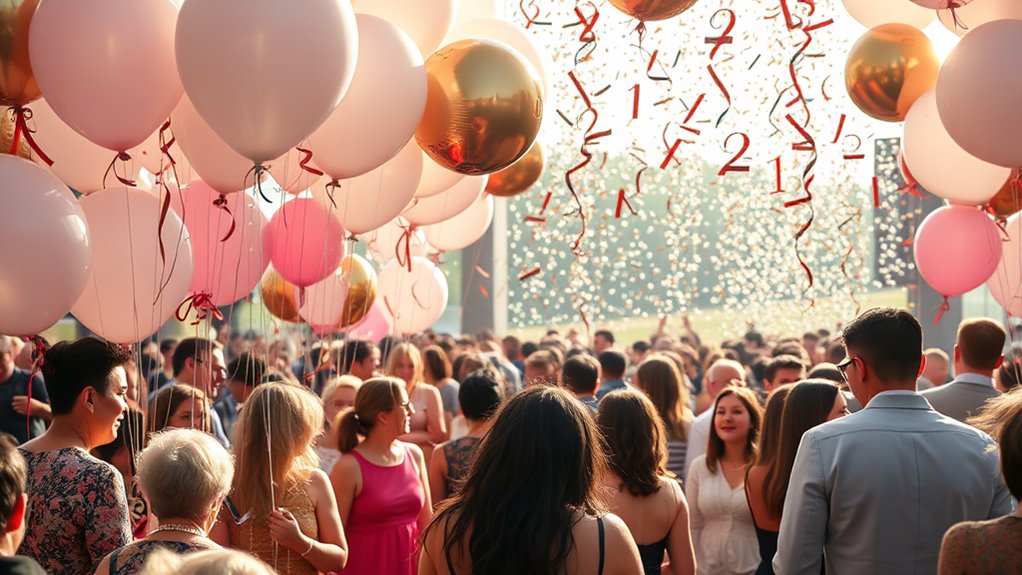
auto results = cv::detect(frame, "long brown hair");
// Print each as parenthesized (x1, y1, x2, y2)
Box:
(421, 346, 452, 383)
(336, 378, 405, 453)
(705, 386, 762, 474)
(635, 355, 693, 442)
(764, 379, 840, 517)
(423, 387, 607, 575)
(754, 384, 796, 469)
(598, 389, 669, 495)
(147, 384, 209, 435)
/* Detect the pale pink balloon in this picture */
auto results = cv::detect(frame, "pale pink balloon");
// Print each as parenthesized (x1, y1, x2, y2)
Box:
(987, 215, 1022, 316)
(274, 147, 326, 195)
(309, 14, 427, 181)
(0, 156, 90, 336)
(312, 140, 424, 235)
(172, 95, 254, 195)
(171, 183, 269, 306)
(913, 205, 1002, 297)
(902, 90, 1008, 205)
(29, 0, 182, 152)
(911, 0, 971, 7)
(841, 0, 934, 28)
(377, 256, 448, 334)
(366, 217, 430, 263)
(423, 195, 494, 251)
(27, 99, 126, 194)
(939, 0, 1022, 36)
(73, 187, 194, 344)
(447, 18, 549, 94)
(453, 0, 499, 25)
(263, 198, 346, 288)
(404, 175, 487, 226)
(937, 20, 1022, 168)
(347, 300, 394, 341)
(415, 151, 465, 198)
(176, 0, 358, 163)
(351, 0, 455, 56)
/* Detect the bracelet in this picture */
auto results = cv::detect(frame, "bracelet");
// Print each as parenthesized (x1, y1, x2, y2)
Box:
(300, 539, 315, 557)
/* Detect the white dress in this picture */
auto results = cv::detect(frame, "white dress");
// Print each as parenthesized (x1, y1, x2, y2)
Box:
(685, 454, 759, 575)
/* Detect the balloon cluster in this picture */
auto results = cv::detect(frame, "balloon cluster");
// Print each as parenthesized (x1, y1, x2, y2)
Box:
(0, 0, 550, 341)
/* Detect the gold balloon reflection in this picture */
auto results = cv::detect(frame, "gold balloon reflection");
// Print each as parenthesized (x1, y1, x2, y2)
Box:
(260, 266, 301, 323)
(416, 39, 543, 176)
(989, 177, 1022, 218)
(0, 107, 31, 159)
(335, 254, 378, 329)
(0, 0, 41, 107)
(607, 0, 700, 21)
(845, 23, 939, 122)
(485, 141, 544, 198)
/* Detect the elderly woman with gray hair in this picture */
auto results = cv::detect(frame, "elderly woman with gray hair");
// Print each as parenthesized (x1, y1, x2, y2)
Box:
(95, 429, 234, 575)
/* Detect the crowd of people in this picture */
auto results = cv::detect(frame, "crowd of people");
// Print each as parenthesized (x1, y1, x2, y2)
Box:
(0, 306, 1018, 574)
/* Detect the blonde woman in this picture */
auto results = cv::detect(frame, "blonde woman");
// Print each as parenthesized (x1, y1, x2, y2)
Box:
(330, 378, 431, 575)
(386, 343, 447, 462)
(635, 355, 696, 478)
(211, 383, 348, 574)
(316, 376, 361, 473)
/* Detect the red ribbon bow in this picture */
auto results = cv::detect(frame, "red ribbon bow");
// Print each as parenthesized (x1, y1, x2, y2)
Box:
(176, 292, 225, 325)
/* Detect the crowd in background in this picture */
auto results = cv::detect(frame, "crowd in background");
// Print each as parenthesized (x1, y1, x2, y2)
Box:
(0, 306, 1018, 574)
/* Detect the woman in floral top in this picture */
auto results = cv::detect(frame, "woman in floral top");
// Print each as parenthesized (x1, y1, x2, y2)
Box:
(19, 337, 133, 575)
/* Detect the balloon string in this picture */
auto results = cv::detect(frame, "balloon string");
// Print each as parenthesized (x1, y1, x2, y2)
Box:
(103, 152, 137, 188)
(934, 297, 951, 324)
(325, 180, 340, 209)
(948, 2, 967, 31)
(11, 107, 53, 165)
(395, 224, 415, 272)
(21, 336, 47, 441)
(176, 291, 224, 325)
(212, 194, 237, 242)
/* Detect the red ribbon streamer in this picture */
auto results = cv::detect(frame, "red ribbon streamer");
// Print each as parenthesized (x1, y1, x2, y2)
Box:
(520, 0, 541, 28)
(872, 176, 880, 208)
(706, 65, 731, 127)
(295, 147, 324, 177)
(934, 297, 951, 324)
(707, 9, 736, 60)
(176, 292, 225, 326)
(212, 194, 237, 242)
(103, 152, 137, 187)
(518, 267, 541, 281)
(615, 188, 637, 218)
(9, 107, 53, 166)
(395, 227, 414, 272)
(574, 2, 599, 43)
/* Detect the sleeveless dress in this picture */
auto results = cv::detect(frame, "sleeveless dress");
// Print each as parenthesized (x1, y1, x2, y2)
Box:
(442, 436, 480, 496)
(228, 483, 319, 575)
(109, 539, 217, 575)
(345, 443, 425, 575)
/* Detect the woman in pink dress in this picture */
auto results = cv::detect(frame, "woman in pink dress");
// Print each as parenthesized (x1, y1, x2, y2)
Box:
(330, 377, 432, 575)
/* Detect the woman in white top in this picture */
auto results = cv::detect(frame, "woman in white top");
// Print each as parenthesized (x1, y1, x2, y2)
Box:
(316, 376, 361, 473)
(685, 386, 762, 575)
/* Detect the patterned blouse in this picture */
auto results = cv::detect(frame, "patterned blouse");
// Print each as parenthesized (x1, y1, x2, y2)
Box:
(442, 437, 481, 496)
(109, 539, 218, 575)
(19, 448, 132, 575)
(939, 514, 1022, 575)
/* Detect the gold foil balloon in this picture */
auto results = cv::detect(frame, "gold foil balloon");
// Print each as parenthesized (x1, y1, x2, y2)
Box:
(0, 107, 31, 159)
(260, 266, 301, 323)
(608, 0, 700, 21)
(485, 141, 544, 198)
(416, 39, 543, 176)
(988, 178, 1022, 218)
(303, 254, 378, 329)
(0, 0, 40, 107)
(845, 23, 939, 122)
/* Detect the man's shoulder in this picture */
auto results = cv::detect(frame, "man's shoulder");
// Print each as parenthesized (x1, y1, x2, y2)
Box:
(803, 404, 995, 447)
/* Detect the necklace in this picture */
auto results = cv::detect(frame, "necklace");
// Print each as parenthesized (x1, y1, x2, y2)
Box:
(150, 523, 207, 538)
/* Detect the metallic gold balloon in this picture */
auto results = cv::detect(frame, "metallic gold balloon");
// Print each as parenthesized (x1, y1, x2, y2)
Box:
(416, 39, 543, 176)
(0, 0, 41, 107)
(336, 254, 378, 329)
(607, 0, 700, 21)
(988, 178, 1022, 218)
(845, 24, 939, 122)
(485, 141, 544, 198)
(0, 106, 31, 159)
(260, 266, 301, 323)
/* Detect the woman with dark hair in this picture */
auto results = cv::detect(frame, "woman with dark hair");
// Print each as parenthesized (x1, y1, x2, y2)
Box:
(634, 356, 694, 479)
(19, 337, 133, 575)
(94, 408, 148, 538)
(330, 378, 431, 575)
(428, 369, 503, 502)
(685, 386, 762, 575)
(147, 384, 211, 435)
(598, 390, 696, 575)
(422, 346, 460, 432)
(419, 386, 643, 575)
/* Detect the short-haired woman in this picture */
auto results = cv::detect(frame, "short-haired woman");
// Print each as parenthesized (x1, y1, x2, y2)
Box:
(19, 337, 133, 575)
(316, 375, 361, 473)
(428, 369, 503, 502)
(685, 386, 762, 575)
(96, 429, 233, 574)
(140, 548, 275, 575)
(598, 389, 696, 575)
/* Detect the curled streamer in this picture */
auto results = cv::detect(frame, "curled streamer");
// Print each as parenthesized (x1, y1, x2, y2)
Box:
(176, 291, 224, 326)
(9, 107, 52, 165)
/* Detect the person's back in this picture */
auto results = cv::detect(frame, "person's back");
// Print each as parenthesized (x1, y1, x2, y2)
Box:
(603, 479, 687, 575)
(921, 319, 1006, 423)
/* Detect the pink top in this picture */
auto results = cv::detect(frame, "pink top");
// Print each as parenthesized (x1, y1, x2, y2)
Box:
(344, 442, 425, 575)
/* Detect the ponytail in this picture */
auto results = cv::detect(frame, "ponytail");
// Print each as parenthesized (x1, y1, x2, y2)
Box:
(336, 377, 404, 453)
(337, 410, 364, 453)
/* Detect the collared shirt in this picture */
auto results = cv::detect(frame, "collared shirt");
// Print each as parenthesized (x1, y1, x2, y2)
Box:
(596, 378, 627, 400)
(954, 373, 995, 387)
(576, 394, 599, 412)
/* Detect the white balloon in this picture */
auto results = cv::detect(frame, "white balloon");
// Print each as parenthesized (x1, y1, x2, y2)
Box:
(378, 256, 448, 334)
(351, 0, 455, 56)
(366, 217, 430, 263)
(415, 151, 465, 198)
(404, 175, 487, 226)
(424, 195, 494, 251)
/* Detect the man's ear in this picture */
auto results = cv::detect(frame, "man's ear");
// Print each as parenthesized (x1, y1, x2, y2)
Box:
(995, 355, 1005, 370)
(7, 494, 26, 533)
(918, 354, 927, 378)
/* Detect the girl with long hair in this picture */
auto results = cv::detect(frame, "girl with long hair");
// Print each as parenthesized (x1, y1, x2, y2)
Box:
(147, 384, 210, 435)
(330, 378, 431, 575)
(635, 355, 695, 478)
(419, 386, 643, 575)
(686, 386, 763, 575)
(387, 343, 447, 462)
(212, 383, 348, 574)
(598, 389, 697, 575)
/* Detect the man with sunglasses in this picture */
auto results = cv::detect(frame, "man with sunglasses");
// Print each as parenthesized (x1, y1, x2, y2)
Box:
(775, 308, 1013, 575)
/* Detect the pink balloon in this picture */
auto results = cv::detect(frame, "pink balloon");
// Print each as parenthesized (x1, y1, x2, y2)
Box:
(939, 0, 1022, 36)
(351, 0, 455, 56)
(377, 256, 448, 335)
(176, 0, 358, 163)
(347, 300, 394, 341)
(987, 215, 1022, 316)
(274, 147, 326, 195)
(309, 15, 427, 181)
(911, 0, 971, 8)
(171, 183, 269, 306)
(841, 0, 934, 28)
(366, 217, 430, 262)
(902, 90, 1009, 205)
(937, 20, 1022, 168)
(172, 95, 255, 195)
(404, 175, 487, 226)
(73, 187, 194, 344)
(28, 0, 182, 152)
(263, 198, 346, 288)
(415, 151, 465, 198)
(312, 139, 424, 235)
(0, 156, 90, 336)
(423, 195, 494, 251)
(26, 100, 125, 194)
(913, 205, 1002, 297)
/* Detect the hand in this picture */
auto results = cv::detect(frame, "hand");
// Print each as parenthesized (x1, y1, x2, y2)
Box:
(12, 396, 46, 416)
(682, 314, 692, 329)
(268, 508, 310, 552)
(658, 315, 668, 331)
